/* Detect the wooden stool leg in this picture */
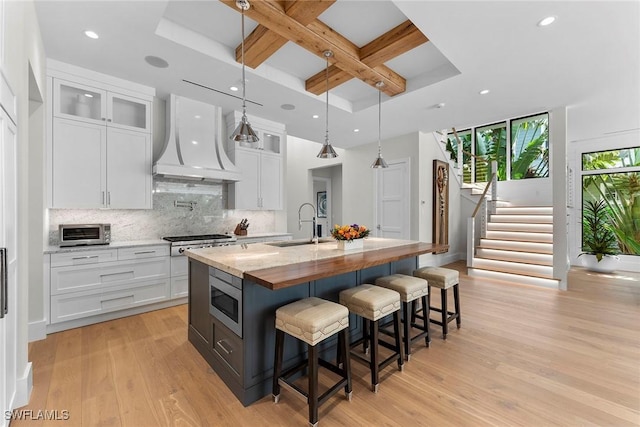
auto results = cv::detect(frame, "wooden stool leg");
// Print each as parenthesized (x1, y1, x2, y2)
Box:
(441, 288, 448, 339)
(341, 328, 353, 400)
(422, 295, 431, 347)
(393, 310, 405, 369)
(308, 344, 319, 427)
(453, 284, 461, 328)
(272, 329, 284, 402)
(370, 319, 380, 393)
(363, 317, 370, 355)
(402, 302, 410, 360)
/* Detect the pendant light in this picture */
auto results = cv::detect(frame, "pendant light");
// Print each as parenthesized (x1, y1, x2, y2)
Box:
(230, 0, 259, 143)
(371, 81, 388, 168)
(317, 50, 338, 159)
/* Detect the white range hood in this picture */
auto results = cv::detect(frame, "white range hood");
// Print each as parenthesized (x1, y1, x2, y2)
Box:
(153, 94, 242, 182)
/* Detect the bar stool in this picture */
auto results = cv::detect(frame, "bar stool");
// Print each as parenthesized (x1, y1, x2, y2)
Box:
(339, 284, 404, 393)
(272, 297, 351, 427)
(375, 274, 430, 360)
(413, 267, 461, 339)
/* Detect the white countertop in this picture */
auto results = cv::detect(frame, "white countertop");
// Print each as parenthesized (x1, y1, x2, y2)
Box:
(44, 239, 168, 254)
(234, 232, 292, 241)
(185, 237, 418, 278)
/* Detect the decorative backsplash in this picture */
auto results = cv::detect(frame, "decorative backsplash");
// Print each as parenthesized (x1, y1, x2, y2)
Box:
(48, 180, 275, 244)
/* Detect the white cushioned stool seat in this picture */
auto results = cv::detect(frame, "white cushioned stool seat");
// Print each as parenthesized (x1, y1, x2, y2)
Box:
(375, 274, 428, 302)
(413, 267, 459, 289)
(275, 297, 349, 346)
(339, 284, 400, 321)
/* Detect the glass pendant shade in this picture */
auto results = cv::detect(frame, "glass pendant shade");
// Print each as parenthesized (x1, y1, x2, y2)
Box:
(317, 50, 338, 159)
(230, 0, 258, 144)
(371, 82, 388, 168)
(231, 113, 259, 143)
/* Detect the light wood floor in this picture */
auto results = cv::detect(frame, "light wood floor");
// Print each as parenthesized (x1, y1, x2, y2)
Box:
(15, 262, 640, 426)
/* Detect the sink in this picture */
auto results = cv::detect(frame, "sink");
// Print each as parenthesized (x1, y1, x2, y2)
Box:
(266, 238, 334, 248)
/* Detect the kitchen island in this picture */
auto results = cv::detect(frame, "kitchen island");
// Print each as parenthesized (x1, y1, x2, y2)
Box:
(185, 238, 445, 405)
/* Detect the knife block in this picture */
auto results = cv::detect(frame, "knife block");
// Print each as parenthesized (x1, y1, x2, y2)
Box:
(234, 224, 247, 236)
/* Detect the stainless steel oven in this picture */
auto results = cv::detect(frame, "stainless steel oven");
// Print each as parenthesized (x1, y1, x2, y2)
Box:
(59, 223, 111, 247)
(209, 268, 242, 337)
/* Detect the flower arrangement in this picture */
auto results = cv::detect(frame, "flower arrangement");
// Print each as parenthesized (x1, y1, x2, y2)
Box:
(331, 224, 370, 241)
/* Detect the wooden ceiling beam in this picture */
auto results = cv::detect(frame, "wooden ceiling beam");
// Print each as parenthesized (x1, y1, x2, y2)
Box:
(305, 20, 428, 95)
(221, 0, 406, 96)
(237, 0, 336, 69)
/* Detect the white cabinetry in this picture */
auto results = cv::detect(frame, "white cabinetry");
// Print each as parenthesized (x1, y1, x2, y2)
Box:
(47, 245, 175, 330)
(226, 112, 285, 210)
(48, 63, 153, 209)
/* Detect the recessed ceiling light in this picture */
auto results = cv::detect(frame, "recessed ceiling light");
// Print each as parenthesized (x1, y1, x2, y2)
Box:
(353, 129, 360, 133)
(84, 93, 93, 98)
(281, 104, 295, 111)
(229, 86, 239, 92)
(312, 115, 319, 119)
(479, 89, 490, 95)
(436, 102, 445, 109)
(194, 115, 201, 119)
(191, 140, 198, 145)
(84, 30, 99, 39)
(144, 55, 169, 68)
(537, 16, 556, 27)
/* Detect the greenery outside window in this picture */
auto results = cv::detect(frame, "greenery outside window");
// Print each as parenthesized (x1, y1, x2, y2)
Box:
(510, 113, 549, 179)
(475, 122, 506, 182)
(446, 130, 472, 183)
(582, 148, 640, 256)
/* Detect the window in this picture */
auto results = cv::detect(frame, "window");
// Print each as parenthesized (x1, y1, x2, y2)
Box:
(446, 130, 472, 183)
(475, 122, 507, 182)
(581, 147, 640, 256)
(510, 113, 549, 179)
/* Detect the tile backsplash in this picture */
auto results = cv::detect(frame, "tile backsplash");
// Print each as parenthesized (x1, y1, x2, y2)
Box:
(48, 180, 275, 244)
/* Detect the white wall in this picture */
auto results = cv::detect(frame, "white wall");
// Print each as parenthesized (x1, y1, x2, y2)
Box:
(3, 0, 47, 406)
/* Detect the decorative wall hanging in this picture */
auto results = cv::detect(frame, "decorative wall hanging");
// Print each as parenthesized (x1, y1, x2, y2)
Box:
(317, 191, 327, 218)
(433, 160, 449, 253)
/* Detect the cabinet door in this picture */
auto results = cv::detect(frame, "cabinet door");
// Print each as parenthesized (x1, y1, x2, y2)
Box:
(259, 152, 282, 210)
(107, 92, 151, 133)
(52, 118, 106, 208)
(53, 79, 107, 125)
(231, 148, 260, 210)
(106, 128, 151, 209)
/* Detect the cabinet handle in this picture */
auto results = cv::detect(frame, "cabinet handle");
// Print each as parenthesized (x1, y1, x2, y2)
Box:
(134, 250, 155, 255)
(100, 270, 134, 278)
(101, 117, 106, 121)
(71, 255, 99, 261)
(216, 339, 233, 355)
(107, 192, 111, 206)
(101, 295, 134, 303)
(102, 191, 106, 205)
(107, 118, 112, 122)
(0, 248, 7, 318)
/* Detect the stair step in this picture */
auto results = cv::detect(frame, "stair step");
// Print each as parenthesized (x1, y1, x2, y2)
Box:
(495, 206, 553, 215)
(472, 258, 554, 279)
(476, 248, 553, 266)
(468, 267, 560, 289)
(479, 239, 553, 254)
(485, 230, 553, 243)
(490, 214, 553, 224)
(487, 222, 553, 233)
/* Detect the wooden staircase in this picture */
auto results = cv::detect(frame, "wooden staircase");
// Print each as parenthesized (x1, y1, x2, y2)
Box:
(468, 205, 560, 288)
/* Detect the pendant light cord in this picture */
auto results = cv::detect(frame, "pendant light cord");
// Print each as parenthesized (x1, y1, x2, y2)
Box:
(241, 6, 247, 117)
(325, 53, 330, 145)
(378, 88, 382, 155)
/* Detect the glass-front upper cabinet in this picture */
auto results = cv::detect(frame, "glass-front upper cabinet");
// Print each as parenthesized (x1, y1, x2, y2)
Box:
(53, 78, 151, 133)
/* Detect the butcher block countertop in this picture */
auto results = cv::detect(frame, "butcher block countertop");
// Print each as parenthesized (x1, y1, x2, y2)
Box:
(185, 238, 446, 290)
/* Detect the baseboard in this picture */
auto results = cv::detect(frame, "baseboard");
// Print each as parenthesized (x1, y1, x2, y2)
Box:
(418, 251, 464, 268)
(28, 319, 47, 342)
(15, 362, 33, 408)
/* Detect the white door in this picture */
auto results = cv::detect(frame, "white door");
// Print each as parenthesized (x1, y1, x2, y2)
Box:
(260, 152, 282, 210)
(375, 158, 410, 239)
(0, 105, 18, 426)
(52, 118, 106, 208)
(106, 128, 151, 209)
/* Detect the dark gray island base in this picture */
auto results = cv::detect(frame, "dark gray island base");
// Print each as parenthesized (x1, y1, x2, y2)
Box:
(187, 241, 444, 406)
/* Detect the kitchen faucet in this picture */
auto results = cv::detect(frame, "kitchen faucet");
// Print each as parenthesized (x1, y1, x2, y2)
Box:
(298, 203, 318, 244)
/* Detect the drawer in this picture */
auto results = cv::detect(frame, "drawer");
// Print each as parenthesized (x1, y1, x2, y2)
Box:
(211, 317, 243, 379)
(210, 267, 242, 289)
(50, 278, 170, 324)
(171, 256, 188, 277)
(118, 245, 169, 260)
(51, 257, 170, 295)
(171, 275, 188, 298)
(51, 249, 118, 267)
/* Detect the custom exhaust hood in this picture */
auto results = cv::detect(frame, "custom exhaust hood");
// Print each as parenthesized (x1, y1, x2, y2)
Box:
(153, 94, 242, 182)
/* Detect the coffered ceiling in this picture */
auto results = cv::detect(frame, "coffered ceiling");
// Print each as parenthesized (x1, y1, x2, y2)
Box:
(34, 1, 640, 149)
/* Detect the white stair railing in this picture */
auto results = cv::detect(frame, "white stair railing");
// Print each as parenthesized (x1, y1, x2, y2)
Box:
(467, 160, 498, 267)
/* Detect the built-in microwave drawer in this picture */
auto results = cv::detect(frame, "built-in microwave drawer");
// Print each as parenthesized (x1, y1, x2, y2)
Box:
(211, 317, 243, 379)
